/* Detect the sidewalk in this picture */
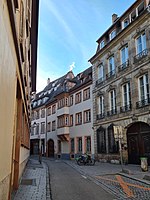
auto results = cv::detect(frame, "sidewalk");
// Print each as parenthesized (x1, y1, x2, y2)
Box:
(13, 157, 51, 200)
(64, 160, 150, 185)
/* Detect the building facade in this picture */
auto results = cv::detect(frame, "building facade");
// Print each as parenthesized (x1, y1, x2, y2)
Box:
(31, 67, 94, 159)
(89, 0, 150, 165)
(0, 0, 39, 199)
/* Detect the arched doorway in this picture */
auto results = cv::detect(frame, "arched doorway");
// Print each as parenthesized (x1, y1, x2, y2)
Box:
(48, 139, 54, 157)
(127, 122, 150, 165)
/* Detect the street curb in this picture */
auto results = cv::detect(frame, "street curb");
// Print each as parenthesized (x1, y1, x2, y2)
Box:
(43, 161, 52, 200)
(118, 172, 150, 185)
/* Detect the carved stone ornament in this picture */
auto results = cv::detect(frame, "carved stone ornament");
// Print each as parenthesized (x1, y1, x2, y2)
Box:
(136, 27, 140, 33)
(147, 117, 150, 125)
(132, 114, 138, 122)
(97, 91, 103, 97)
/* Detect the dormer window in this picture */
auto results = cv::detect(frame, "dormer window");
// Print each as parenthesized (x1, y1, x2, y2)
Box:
(131, 10, 136, 21)
(109, 29, 116, 41)
(123, 18, 129, 29)
(138, 2, 144, 16)
(100, 40, 105, 49)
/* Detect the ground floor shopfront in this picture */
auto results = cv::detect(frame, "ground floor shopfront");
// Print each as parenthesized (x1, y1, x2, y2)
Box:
(95, 119, 150, 165)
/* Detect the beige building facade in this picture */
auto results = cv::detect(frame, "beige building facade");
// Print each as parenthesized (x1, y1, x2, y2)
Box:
(31, 67, 94, 159)
(89, 0, 150, 165)
(0, 0, 39, 199)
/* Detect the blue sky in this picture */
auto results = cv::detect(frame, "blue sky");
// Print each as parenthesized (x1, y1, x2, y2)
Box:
(37, 0, 135, 92)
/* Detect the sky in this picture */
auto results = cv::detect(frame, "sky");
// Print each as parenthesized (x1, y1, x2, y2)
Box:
(37, 0, 136, 92)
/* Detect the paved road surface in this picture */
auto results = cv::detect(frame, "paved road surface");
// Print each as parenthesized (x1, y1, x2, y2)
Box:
(46, 160, 116, 200)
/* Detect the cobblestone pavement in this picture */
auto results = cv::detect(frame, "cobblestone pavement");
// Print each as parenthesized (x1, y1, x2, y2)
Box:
(64, 160, 150, 200)
(13, 158, 50, 200)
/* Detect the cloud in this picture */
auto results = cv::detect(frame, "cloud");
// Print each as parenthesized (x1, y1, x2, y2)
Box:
(69, 62, 75, 71)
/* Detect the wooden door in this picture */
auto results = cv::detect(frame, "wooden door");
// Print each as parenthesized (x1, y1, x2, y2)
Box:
(127, 122, 150, 165)
(48, 139, 54, 157)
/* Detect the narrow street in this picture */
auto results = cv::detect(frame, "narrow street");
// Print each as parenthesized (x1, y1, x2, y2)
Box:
(46, 159, 115, 200)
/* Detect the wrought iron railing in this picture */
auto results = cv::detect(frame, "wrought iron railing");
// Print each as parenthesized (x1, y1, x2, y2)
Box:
(96, 77, 104, 86)
(107, 108, 117, 116)
(106, 69, 115, 79)
(118, 60, 129, 72)
(134, 49, 148, 63)
(97, 113, 105, 120)
(120, 103, 132, 113)
(136, 98, 150, 108)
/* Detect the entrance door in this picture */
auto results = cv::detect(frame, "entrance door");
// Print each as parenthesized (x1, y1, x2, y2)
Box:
(127, 122, 150, 165)
(48, 139, 54, 157)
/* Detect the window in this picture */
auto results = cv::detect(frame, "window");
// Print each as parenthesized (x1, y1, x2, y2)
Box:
(76, 112, 82, 125)
(108, 125, 119, 153)
(70, 115, 73, 126)
(47, 122, 51, 132)
(83, 88, 90, 100)
(36, 110, 39, 119)
(65, 116, 69, 126)
(131, 10, 136, 21)
(52, 121, 56, 131)
(69, 95, 73, 106)
(97, 127, 106, 153)
(123, 18, 129, 28)
(136, 33, 146, 54)
(75, 92, 82, 104)
(99, 96, 104, 115)
(97, 64, 104, 82)
(31, 126, 34, 136)
(47, 107, 51, 116)
(86, 136, 91, 152)
(41, 109, 45, 118)
(109, 29, 116, 40)
(123, 82, 131, 107)
(100, 40, 105, 49)
(139, 74, 149, 101)
(78, 137, 82, 152)
(41, 122, 45, 134)
(52, 104, 56, 114)
(137, 2, 144, 16)
(70, 138, 74, 152)
(108, 56, 115, 77)
(84, 110, 91, 123)
(36, 123, 39, 135)
(121, 45, 128, 64)
(108, 90, 117, 115)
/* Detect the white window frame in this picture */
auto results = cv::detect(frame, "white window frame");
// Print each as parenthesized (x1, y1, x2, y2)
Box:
(108, 56, 115, 74)
(138, 74, 149, 101)
(97, 64, 104, 81)
(109, 90, 116, 110)
(136, 32, 146, 54)
(122, 82, 131, 106)
(121, 45, 128, 64)
(109, 29, 116, 40)
(99, 96, 104, 115)
(100, 40, 105, 49)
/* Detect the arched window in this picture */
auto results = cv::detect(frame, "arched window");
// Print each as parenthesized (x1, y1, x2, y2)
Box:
(108, 124, 119, 153)
(97, 126, 106, 153)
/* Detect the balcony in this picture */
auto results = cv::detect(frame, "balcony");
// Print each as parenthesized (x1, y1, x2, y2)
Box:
(107, 108, 117, 116)
(96, 77, 104, 86)
(120, 103, 132, 113)
(134, 49, 148, 63)
(97, 113, 105, 120)
(118, 60, 129, 72)
(136, 98, 150, 108)
(106, 69, 115, 79)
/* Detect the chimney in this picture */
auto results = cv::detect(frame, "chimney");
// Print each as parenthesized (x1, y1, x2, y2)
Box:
(47, 78, 50, 85)
(112, 14, 118, 24)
